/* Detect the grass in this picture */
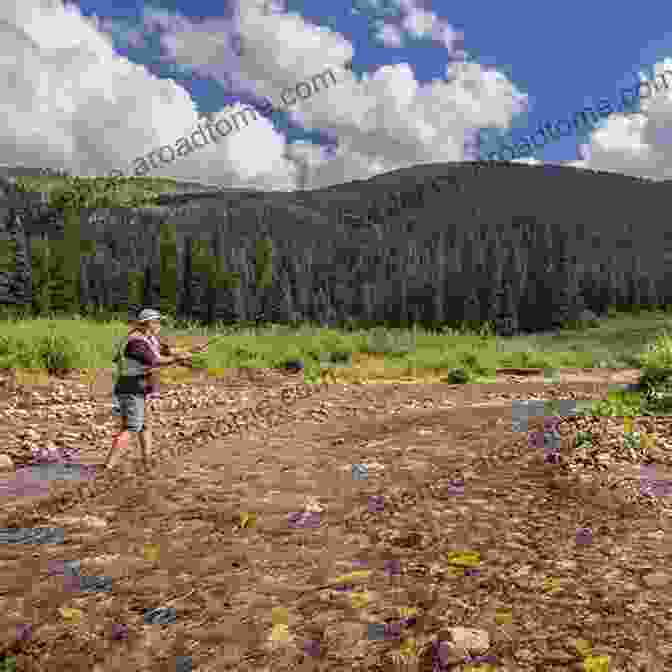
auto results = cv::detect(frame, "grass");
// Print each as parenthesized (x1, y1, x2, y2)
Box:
(1, 307, 672, 417)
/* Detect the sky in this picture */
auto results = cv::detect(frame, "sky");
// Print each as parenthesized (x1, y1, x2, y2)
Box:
(3, 0, 672, 191)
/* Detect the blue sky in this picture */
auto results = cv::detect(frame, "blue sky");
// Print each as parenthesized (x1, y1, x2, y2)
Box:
(3, 1, 672, 188)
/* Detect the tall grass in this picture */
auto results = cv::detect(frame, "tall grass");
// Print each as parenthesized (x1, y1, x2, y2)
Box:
(0, 309, 670, 389)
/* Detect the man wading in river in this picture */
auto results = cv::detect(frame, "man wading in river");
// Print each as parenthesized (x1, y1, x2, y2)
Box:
(105, 309, 193, 472)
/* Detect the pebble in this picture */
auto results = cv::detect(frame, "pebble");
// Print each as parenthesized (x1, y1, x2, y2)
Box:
(643, 571, 672, 588)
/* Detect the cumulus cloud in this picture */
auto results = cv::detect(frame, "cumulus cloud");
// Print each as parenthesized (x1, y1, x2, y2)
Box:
(568, 60, 672, 181)
(0, 0, 528, 191)
(353, 0, 465, 54)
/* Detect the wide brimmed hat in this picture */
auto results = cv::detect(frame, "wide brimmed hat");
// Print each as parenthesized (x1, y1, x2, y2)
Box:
(136, 308, 164, 323)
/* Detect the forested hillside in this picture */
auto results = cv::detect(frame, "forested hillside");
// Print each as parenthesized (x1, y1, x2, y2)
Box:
(0, 161, 669, 333)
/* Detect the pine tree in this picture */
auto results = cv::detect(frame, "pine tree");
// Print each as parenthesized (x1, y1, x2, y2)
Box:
(463, 287, 482, 331)
(494, 281, 518, 337)
(158, 222, 179, 317)
(31, 174, 160, 315)
(29, 236, 51, 316)
(254, 236, 274, 323)
(127, 270, 145, 313)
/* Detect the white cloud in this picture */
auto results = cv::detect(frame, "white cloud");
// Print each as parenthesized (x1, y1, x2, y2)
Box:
(0, 0, 530, 191)
(567, 60, 672, 181)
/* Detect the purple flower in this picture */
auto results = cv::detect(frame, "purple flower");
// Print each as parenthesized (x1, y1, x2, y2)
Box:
(384, 620, 402, 638)
(447, 479, 465, 495)
(528, 431, 545, 449)
(303, 639, 321, 657)
(465, 653, 498, 665)
(48, 559, 81, 577)
(384, 559, 401, 576)
(543, 416, 561, 432)
(464, 567, 480, 577)
(288, 511, 321, 528)
(111, 623, 128, 640)
(16, 623, 32, 641)
(368, 496, 385, 513)
(576, 527, 593, 545)
(544, 451, 561, 464)
(435, 641, 451, 665)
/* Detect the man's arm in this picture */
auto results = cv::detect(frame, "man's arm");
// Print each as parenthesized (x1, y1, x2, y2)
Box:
(125, 340, 189, 368)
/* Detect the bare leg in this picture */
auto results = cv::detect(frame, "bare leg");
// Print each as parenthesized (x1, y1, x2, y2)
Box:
(138, 427, 152, 471)
(105, 419, 130, 468)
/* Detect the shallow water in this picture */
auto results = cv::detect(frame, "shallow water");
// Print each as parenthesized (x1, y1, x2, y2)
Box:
(0, 462, 97, 499)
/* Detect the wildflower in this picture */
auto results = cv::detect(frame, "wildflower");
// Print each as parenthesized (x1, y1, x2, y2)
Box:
(583, 655, 609, 671)
(542, 576, 562, 594)
(446, 550, 481, 568)
(15, 624, 32, 641)
(111, 623, 128, 640)
(303, 639, 321, 656)
(270, 623, 292, 642)
(238, 512, 257, 529)
(58, 607, 84, 624)
(368, 495, 385, 512)
(142, 544, 160, 562)
(494, 609, 513, 624)
(271, 606, 289, 626)
(384, 558, 401, 576)
(349, 591, 371, 608)
(576, 528, 593, 545)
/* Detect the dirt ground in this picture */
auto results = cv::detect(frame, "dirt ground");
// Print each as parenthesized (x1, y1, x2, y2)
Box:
(1, 360, 672, 672)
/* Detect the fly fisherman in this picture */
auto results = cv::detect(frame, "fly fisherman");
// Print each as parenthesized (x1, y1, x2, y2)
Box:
(105, 308, 193, 472)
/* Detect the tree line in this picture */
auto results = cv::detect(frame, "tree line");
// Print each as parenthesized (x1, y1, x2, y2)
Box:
(0, 163, 668, 333)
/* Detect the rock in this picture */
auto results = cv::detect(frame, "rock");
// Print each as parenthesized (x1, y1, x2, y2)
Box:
(643, 571, 672, 588)
(578, 309, 599, 324)
(445, 627, 490, 656)
(0, 454, 14, 471)
(545, 650, 574, 663)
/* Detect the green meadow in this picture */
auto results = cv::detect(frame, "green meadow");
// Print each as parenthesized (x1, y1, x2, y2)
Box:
(2, 306, 672, 417)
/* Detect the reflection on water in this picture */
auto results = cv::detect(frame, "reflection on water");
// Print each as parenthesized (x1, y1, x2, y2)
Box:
(0, 462, 97, 499)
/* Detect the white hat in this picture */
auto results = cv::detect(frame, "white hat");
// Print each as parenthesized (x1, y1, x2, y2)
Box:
(137, 308, 164, 322)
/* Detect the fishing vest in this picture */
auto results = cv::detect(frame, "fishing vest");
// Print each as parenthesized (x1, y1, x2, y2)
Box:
(113, 331, 160, 381)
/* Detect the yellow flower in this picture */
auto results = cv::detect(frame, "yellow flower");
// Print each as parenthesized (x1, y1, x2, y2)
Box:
(399, 637, 418, 660)
(142, 544, 160, 562)
(583, 655, 609, 672)
(333, 570, 372, 584)
(495, 608, 513, 624)
(270, 624, 292, 642)
(446, 551, 481, 568)
(542, 576, 562, 594)
(271, 606, 289, 626)
(396, 606, 418, 619)
(446, 566, 465, 578)
(623, 417, 633, 435)
(349, 591, 371, 608)
(58, 607, 84, 623)
(239, 512, 257, 529)
(575, 638, 593, 657)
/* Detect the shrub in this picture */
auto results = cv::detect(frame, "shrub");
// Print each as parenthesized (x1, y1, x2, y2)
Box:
(328, 350, 352, 364)
(444, 367, 471, 384)
(458, 352, 491, 377)
(34, 334, 78, 374)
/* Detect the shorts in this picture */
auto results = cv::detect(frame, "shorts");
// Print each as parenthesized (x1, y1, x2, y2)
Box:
(115, 393, 147, 432)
